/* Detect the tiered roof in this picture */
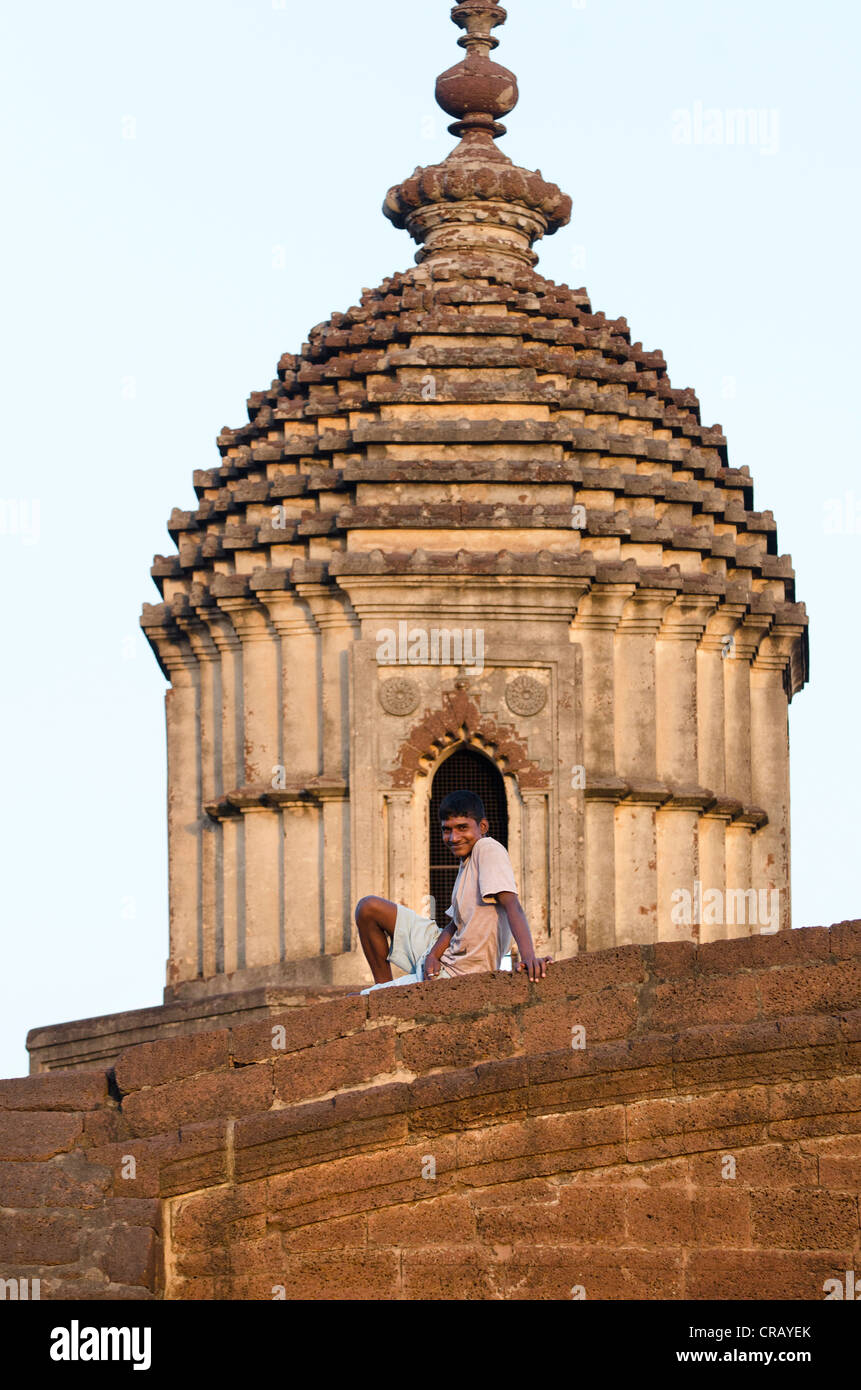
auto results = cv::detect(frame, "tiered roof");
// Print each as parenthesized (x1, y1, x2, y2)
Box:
(143, 0, 807, 696)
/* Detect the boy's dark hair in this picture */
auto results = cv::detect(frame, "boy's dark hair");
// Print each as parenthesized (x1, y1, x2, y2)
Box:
(439, 789, 486, 824)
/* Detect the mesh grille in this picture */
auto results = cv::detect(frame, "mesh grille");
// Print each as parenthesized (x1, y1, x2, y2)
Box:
(428, 746, 508, 926)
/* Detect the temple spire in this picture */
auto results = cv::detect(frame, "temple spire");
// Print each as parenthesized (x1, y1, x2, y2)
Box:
(436, 2, 518, 141)
(384, 1, 571, 270)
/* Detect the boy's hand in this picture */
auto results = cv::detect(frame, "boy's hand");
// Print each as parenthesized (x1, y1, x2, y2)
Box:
(423, 952, 444, 980)
(517, 954, 553, 982)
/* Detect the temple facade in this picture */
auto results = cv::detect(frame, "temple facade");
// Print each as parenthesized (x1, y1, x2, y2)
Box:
(141, 0, 808, 1004)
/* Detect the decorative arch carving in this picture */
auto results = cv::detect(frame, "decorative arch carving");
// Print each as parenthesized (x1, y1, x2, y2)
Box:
(391, 688, 549, 789)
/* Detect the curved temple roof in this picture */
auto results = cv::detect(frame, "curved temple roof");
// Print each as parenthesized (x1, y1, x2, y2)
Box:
(143, 1, 808, 700)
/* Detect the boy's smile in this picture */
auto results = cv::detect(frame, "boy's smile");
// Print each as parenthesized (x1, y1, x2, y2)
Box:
(441, 814, 489, 859)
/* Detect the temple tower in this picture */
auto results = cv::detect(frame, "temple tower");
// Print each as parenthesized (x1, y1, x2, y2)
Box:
(142, 1, 808, 1003)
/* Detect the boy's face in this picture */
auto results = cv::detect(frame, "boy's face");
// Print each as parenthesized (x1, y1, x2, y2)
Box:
(441, 814, 488, 859)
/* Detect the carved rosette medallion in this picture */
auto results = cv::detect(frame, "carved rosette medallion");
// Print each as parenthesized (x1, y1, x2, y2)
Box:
(505, 675, 547, 717)
(379, 676, 421, 717)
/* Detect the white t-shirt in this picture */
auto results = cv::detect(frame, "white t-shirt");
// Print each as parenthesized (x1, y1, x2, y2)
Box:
(439, 836, 518, 977)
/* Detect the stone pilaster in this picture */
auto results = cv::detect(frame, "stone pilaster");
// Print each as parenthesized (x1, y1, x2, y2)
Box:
(261, 589, 323, 963)
(215, 597, 281, 970)
(155, 627, 202, 989)
(613, 588, 676, 944)
(750, 623, 803, 934)
(196, 609, 243, 974)
(175, 617, 221, 979)
(724, 612, 772, 938)
(655, 594, 718, 941)
(294, 582, 359, 956)
(571, 583, 634, 952)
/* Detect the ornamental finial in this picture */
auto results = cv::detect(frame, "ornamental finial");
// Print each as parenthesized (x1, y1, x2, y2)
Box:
(436, 2, 518, 140)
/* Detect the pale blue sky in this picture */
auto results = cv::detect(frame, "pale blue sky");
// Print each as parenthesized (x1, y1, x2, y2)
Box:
(1, 0, 859, 1077)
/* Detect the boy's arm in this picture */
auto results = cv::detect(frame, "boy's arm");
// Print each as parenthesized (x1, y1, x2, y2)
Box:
(423, 923, 456, 979)
(495, 891, 553, 982)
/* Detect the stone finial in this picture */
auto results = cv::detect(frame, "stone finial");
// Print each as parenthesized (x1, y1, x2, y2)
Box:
(436, 2, 517, 140)
(384, 1, 572, 270)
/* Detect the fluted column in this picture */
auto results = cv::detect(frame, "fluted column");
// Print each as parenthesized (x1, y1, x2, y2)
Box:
(295, 582, 359, 957)
(571, 583, 634, 951)
(724, 612, 772, 938)
(655, 594, 717, 940)
(697, 603, 745, 941)
(750, 623, 802, 934)
(155, 628, 202, 989)
(176, 616, 221, 978)
(262, 589, 323, 962)
(520, 789, 551, 950)
(198, 609, 244, 974)
(613, 587, 676, 945)
(216, 597, 282, 969)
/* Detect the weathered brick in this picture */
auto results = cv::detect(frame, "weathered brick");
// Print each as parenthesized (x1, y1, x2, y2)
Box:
(687, 1143, 819, 1189)
(672, 1014, 839, 1061)
(226, 1234, 285, 1276)
(566, 1156, 690, 1185)
(0, 1210, 86, 1265)
(817, 1152, 861, 1187)
(625, 1188, 750, 1247)
(476, 1184, 626, 1245)
(114, 1031, 231, 1095)
(280, 1215, 366, 1252)
(468, 1178, 559, 1207)
(649, 941, 697, 981)
(263, 1137, 460, 1232)
(673, 1044, 839, 1091)
(697, 927, 831, 975)
(830, 920, 861, 959)
(769, 1075, 861, 1123)
(408, 1056, 528, 1133)
(626, 1088, 770, 1161)
(171, 1180, 268, 1250)
(273, 1028, 397, 1104)
(519, 989, 639, 1053)
(402, 1245, 499, 1300)
(501, 1246, 684, 1300)
(841, 1009, 861, 1040)
(370, 970, 533, 1023)
(686, 1250, 854, 1301)
(230, 997, 368, 1064)
(0, 1071, 109, 1112)
(263, 1250, 398, 1300)
(399, 1012, 521, 1072)
(525, 946, 648, 1000)
(369, 1193, 476, 1247)
(645, 974, 759, 1032)
(750, 1191, 860, 1249)
(233, 1095, 409, 1183)
(0, 1110, 84, 1161)
(528, 1037, 674, 1112)
(758, 962, 861, 1020)
(122, 1065, 273, 1138)
(0, 1153, 111, 1209)
(103, 1226, 161, 1289)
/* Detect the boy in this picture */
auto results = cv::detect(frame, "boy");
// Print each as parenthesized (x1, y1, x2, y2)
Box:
(354, 789, 552, 994)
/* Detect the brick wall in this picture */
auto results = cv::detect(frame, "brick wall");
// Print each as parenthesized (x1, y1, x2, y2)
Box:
(1, 924, 859, 1300)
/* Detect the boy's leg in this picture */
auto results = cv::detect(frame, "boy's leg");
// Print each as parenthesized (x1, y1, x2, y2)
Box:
(355, 896, 399, 984)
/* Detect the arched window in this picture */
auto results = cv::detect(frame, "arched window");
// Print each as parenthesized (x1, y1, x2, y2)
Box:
(428, 746, 509, 925)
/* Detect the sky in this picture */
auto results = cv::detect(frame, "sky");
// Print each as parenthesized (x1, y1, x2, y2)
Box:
(1, 0, 859, 1078)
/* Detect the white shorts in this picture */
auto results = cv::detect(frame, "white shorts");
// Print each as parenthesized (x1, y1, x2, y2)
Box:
(360, 903, 454, 995)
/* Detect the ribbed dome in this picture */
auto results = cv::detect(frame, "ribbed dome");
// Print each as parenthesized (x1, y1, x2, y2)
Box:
(146, 255, 806, 699)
